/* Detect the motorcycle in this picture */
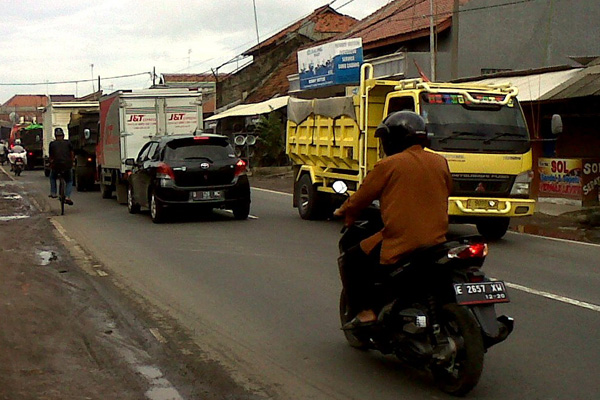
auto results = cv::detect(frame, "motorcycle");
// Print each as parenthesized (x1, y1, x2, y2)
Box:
(334, 181, 514, 396)
(12, 155, 25, 176)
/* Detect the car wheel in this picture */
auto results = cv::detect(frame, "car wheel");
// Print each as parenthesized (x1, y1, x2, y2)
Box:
(232, 201, 250, 220)
(150, 191, 166, 223)
(476, 218, 510, 241)
(127, 185, 140, 214)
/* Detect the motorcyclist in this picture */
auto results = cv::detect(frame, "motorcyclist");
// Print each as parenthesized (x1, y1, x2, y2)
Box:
(333, 111, 453, 330)
(48, 128, 75, 205)
(0, 140, 7, 165)
(8, 139, 28, 171)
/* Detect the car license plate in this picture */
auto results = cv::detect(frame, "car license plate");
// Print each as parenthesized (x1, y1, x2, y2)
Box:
(191, 190, 223, 201)
(454, 281, 510, 305)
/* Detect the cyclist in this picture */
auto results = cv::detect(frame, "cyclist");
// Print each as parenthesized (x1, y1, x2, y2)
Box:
(48, 128, 74, 205)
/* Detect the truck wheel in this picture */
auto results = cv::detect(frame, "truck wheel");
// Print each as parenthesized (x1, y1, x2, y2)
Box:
(476, 218, 510, 241)
(116, 182, 128, 205)
(296, 174, 325, 220)
(100, 183, 112, 199)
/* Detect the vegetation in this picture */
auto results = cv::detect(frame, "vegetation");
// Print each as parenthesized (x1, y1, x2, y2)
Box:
(253, 112, 288, 166)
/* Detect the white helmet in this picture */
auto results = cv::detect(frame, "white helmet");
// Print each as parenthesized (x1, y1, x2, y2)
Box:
(15, 139, 21, 145)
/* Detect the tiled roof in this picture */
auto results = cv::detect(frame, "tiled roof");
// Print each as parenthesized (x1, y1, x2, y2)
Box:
(244, 52, 298, 103)
(2, 95, 48, 108)
(339, 0, 470, 49)
(243, 5, 357, 56)
(161, 73, 221, 83)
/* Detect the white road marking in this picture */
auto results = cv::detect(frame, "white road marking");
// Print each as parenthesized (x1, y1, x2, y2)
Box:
(253, 187, 293, 196)
(0, 215, 30, 221)
(502, 281, 600, 312)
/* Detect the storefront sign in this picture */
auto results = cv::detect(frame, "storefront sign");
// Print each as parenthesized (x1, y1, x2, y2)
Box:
(298, 38, 363, 90)
(538, 158, 582, 202)
(582, 159, 600, 206)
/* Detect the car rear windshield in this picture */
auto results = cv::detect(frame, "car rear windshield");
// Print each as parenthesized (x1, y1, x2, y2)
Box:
(163, 137, 235, 162)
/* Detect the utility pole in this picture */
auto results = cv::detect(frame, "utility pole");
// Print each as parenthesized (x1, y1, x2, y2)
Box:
(451, 0, 459, 80)
(91, 64, 95, 92)
(429, 0, 436, 81)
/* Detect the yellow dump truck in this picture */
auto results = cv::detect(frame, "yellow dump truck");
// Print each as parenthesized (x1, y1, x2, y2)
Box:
(286, 63, 535, 240)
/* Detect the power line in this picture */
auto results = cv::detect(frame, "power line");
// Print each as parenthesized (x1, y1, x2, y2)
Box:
(0, 71, 151, 87)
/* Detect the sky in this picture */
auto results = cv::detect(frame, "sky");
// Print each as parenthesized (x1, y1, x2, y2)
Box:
(0, 0, 393, 104)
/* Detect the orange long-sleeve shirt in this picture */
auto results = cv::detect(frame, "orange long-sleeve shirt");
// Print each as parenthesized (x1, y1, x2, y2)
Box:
(338, 145, 453, 265)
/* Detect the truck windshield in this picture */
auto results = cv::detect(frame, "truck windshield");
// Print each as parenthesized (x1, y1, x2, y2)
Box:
(420, 93, 530, 154)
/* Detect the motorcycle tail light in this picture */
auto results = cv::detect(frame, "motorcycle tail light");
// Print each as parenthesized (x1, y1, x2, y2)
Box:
(234, 159, 247, 177)
(448, 243, 488, 259)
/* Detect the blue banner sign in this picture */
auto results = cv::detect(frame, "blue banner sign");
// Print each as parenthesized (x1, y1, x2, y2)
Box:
(298, 38, 363, 90)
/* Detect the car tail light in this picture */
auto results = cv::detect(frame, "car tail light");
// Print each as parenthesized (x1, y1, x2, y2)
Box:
(234, 159, 247, 177)
(28, 152, 33, 156)
(157, 162, 175, 180)
(194, 136, 210, 140)
(447, 243, 488, 259)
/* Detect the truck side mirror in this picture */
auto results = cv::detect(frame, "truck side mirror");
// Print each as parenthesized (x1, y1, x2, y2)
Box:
(124, 158, 135, 166)
(551, 114, 563, 136)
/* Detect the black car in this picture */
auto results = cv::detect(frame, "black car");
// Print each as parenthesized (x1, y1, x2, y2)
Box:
(125, 133, 251, 223)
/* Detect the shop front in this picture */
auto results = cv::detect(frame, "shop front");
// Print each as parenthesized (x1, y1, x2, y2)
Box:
(538, 157, 600, 206)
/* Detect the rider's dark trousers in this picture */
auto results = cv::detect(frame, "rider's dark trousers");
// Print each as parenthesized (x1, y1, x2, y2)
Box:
(338, 242, 391, 313)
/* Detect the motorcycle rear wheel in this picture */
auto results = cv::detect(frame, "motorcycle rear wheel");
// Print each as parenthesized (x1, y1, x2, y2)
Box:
(339, 290, 369, 349)
(432, 304, 484, 396)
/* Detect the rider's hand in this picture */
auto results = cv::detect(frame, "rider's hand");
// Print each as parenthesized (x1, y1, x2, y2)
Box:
(333, 208, 344, 218)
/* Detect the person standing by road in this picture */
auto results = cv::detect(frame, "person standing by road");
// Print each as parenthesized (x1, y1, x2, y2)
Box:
(48, 128, 74, 205)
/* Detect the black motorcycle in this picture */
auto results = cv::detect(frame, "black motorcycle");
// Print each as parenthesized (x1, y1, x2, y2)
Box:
(334, 182, 514, 396)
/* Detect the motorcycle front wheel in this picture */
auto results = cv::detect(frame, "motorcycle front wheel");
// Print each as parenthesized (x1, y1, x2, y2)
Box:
(339, 290, 369, 349)
(432, 304, 484, 396)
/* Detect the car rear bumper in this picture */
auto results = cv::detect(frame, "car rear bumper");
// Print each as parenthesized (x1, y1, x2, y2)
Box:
(154, 175, 251, 207)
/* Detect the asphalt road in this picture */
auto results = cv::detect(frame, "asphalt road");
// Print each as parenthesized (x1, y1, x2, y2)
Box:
(21, 169, 600, 399)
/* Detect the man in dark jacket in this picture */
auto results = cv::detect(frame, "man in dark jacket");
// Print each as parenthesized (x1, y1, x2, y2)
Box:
(48, 128, 75, 205)
(334, 111, 453, 329)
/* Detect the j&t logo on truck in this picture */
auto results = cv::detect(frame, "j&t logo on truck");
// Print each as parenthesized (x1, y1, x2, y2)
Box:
(128, 115, 144, 122)
(169, 114, 185, 121)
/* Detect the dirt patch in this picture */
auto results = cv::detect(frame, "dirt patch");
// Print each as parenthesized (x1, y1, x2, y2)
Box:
(0, 171, 271, 399)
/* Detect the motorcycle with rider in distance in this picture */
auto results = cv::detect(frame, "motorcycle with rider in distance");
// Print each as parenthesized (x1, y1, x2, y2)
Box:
(12, 155, 25, 176)
(333, 181, 514, 396)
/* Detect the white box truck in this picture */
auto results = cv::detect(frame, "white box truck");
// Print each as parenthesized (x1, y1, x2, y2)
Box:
(41, 100, 99, 177)
(97, 88, 203, 203)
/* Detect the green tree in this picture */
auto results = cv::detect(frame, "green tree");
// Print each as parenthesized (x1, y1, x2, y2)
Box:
(254, 112, 287, 166)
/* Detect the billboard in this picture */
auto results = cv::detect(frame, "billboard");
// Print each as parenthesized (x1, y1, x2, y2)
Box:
(298, 38, 363, 90)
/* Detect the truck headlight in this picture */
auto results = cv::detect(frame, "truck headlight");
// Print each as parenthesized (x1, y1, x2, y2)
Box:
(510, 170, 533, 196)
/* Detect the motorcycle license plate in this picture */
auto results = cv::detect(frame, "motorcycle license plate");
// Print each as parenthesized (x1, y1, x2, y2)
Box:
(191, 190, 223, 201)
(454, 281, 510, 305)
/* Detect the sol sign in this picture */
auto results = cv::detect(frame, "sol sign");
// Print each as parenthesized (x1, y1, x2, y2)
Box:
(582, 159, 600, 205)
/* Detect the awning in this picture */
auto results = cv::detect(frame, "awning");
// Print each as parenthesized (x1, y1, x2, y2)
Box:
(459, 68, 583, 102)
(205, 96, 289, 121)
